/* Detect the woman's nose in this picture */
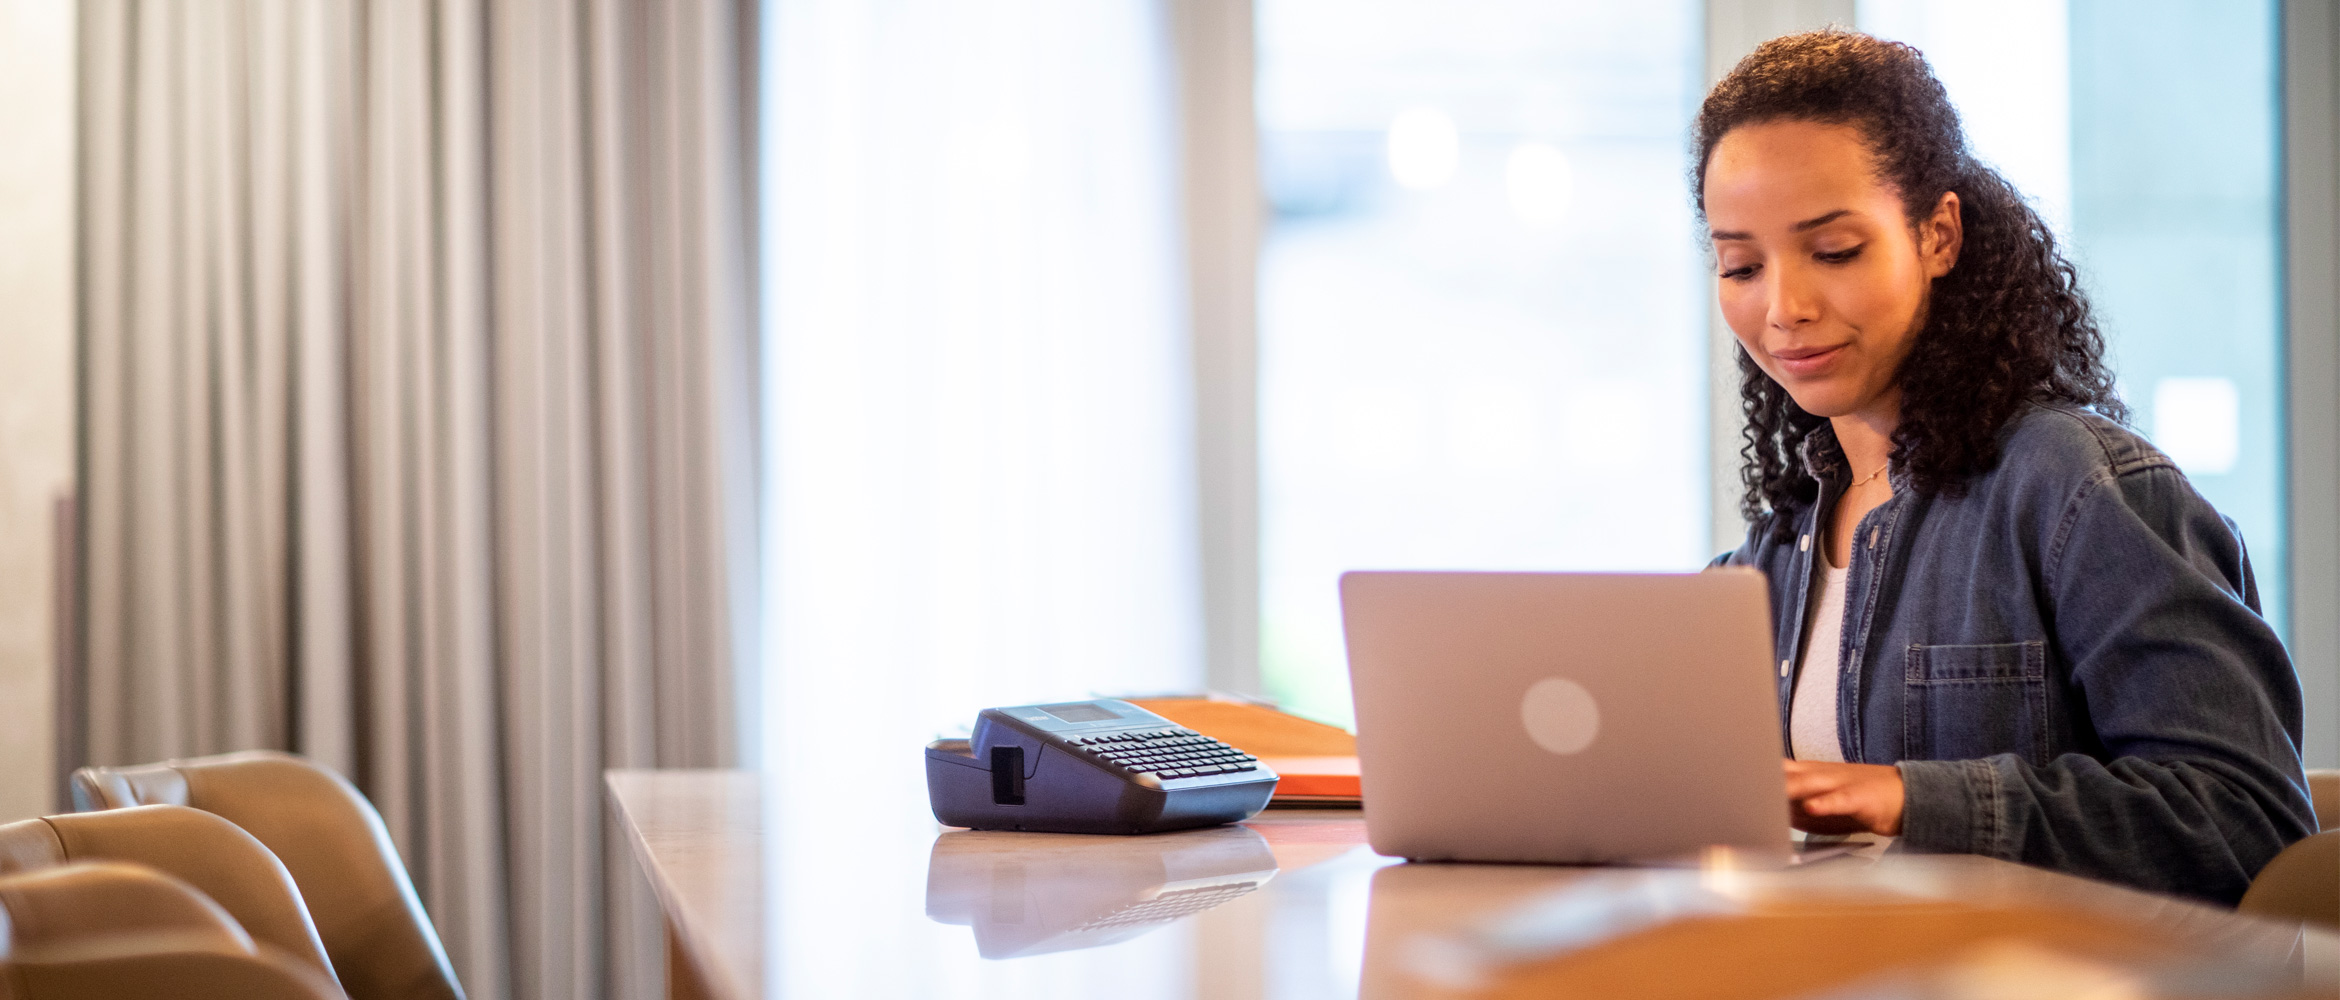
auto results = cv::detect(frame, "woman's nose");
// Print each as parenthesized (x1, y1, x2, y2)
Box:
(1766, 264, 1822, 331)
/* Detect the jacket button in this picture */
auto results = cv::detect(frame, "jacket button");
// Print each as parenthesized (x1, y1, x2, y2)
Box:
(1778, 659, 1790, 677)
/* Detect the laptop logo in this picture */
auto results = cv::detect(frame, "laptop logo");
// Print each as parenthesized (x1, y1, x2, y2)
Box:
(1520, 677, 1600, 755)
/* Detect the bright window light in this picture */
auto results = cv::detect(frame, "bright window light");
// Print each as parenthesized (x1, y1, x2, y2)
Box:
(1504, 142, 1575, 227)
(1385, 105, 1459, 190)
(760, 0, 1201, 992)
(1259, 0, 1706, 728)
(1444, 382, 1545, 475)
(2152, 377, 2241, 476)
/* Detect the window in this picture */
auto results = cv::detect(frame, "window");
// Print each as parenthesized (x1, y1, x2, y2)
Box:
(1860, 0, 2288, 636)
(759, 2, 1205, 991)
(1255, 0, 1709, 727)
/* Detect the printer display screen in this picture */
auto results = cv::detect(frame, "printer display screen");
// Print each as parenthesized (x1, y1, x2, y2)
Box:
(1038, 702, 1118, 724)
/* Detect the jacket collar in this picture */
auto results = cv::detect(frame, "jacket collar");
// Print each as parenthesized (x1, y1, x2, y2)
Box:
(1798, 424, 1848, 483)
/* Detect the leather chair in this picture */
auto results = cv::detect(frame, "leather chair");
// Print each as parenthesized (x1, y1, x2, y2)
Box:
(0, 804, 338, 987)
(2233, 772, 2338, 928)
(0, 861, 342, 1000)
(2238, 830, 2339, 929)
(73, 751, 462, 1000)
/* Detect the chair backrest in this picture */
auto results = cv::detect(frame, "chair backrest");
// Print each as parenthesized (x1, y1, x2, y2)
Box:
(0, 862, 343, 1000)
(7, 948, 346, 1000)
(2238, 830, 2339, 929)
(74, 752, 462, 1000)
(0, 805, 339, 988)
(2307, 769, 2338, 832)
(0, 861, 248, 952)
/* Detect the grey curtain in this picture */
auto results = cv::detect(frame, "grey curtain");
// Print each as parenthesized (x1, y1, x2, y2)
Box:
(74, 2, 760, 999)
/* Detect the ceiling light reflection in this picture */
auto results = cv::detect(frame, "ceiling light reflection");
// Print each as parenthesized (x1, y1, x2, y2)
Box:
(1386, 105, 1459, 190)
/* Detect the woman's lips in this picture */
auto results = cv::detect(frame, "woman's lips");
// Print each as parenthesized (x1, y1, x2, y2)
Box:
(1772, 343, 1847, 378)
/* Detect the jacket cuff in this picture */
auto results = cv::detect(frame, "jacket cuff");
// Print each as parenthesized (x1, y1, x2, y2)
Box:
(1896, 758, 2003, 857)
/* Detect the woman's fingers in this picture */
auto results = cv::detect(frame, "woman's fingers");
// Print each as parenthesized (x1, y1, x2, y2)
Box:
(1783, 759, 1906, 835)
(1782, 760, 1848, 799)
(1784, 775, 1839, 799)
(1798, 789, 1855, 815)
(1789, 803, 1866, 835)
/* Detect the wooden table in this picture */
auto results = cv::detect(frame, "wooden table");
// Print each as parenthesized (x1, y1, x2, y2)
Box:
(607, 769, 2338, 1000)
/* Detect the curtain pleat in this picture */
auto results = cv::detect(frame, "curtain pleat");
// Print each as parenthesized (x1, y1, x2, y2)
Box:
(75, 3, 758, 999)
(77, 0, 131, 779)
(129, 0, 187, 762)
(581, 4, 683, 990)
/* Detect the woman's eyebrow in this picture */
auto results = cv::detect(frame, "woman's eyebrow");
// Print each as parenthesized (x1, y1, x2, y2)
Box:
(1792, 209, 1855, 232)
(1709, 208, 1857, 243)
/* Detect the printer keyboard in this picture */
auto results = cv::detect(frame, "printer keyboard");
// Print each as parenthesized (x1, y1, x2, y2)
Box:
(1064, 727, 1260, 780)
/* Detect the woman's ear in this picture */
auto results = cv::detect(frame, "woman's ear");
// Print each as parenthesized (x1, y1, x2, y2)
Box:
(1922, 191, 1963, 278)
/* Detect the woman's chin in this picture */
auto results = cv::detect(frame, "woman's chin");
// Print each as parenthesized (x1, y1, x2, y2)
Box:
(1782, 386, 1861, 420)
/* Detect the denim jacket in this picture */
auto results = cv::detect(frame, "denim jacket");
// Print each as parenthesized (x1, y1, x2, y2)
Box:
(1717, 403, 2315, 904)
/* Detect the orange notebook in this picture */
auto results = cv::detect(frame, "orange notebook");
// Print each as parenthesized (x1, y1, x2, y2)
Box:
(1126, 697, 1361, 806)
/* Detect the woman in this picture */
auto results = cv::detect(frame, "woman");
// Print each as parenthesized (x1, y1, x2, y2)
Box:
(1701, 30, 2314, 904)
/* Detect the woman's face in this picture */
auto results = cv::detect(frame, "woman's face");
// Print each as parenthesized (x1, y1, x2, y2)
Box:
(1702, 120, 1961, 423)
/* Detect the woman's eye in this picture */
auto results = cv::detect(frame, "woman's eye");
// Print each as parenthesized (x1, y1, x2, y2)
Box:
(1815, 246, 1864, 263)
(1718, 263, 1757, 281)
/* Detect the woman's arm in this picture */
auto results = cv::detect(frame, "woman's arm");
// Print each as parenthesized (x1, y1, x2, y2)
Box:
(1895, 463, 2315, 904)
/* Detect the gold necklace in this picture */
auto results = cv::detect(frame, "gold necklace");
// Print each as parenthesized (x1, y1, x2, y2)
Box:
(1850, 462, 1891, 489)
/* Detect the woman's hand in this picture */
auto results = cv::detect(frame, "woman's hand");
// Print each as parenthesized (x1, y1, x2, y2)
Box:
(1784, 760, 1906, 836)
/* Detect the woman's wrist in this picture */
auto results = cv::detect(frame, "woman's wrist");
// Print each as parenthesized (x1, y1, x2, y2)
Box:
(1894, 759, 2000, 854)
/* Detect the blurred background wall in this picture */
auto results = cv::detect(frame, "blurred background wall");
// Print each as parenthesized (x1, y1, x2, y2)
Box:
(0, 0, 76, 825)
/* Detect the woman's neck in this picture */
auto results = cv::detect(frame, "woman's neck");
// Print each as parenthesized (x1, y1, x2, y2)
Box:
(1823, 402, 1902, 570)
(1829, 404, 1899, 484)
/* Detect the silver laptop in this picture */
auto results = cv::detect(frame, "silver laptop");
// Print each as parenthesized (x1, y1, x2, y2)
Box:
(1340, 569, 1787, 864)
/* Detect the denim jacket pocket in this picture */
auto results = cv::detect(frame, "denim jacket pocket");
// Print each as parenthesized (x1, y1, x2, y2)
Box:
(1902, 641, 2049, 765)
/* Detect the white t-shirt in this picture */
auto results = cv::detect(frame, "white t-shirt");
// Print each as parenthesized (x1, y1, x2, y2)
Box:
(1790, 561, 1851, 762)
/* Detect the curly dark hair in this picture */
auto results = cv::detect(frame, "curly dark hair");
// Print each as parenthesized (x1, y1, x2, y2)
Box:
(1693, 29, 2125, 529)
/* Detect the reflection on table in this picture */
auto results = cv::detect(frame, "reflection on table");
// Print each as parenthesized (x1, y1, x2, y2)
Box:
(609, 770, 2340, 1000)
(925, 825, 1279, 958)
(1362, 858, 2326, 999)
